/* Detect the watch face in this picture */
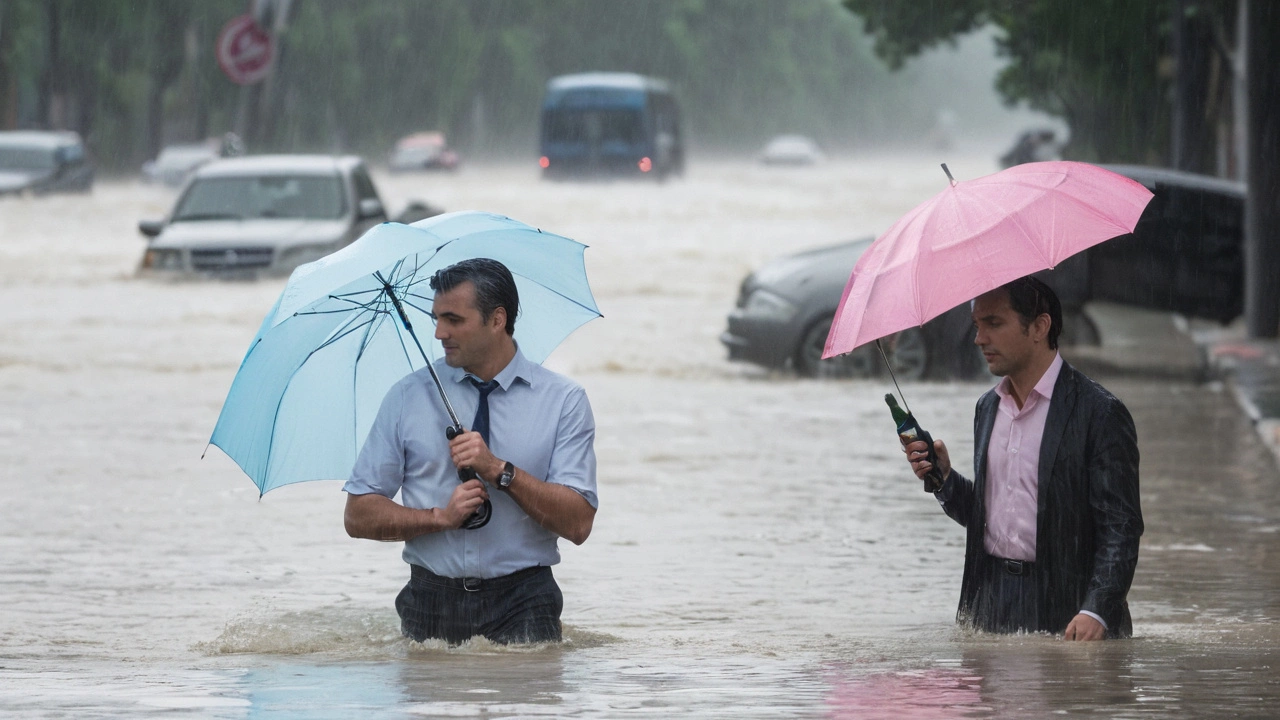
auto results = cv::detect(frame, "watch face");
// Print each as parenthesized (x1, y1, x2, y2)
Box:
(498, 462, 514, 488)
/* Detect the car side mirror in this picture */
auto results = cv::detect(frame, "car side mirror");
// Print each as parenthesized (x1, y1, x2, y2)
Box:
(138, 219, 164, 238)
(358, 197, 385, 220)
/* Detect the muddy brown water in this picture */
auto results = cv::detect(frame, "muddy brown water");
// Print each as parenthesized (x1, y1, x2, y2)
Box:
(1, 156, 1276, 717)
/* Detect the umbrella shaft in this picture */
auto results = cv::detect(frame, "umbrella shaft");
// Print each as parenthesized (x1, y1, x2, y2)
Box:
(382, 280, 464, 430)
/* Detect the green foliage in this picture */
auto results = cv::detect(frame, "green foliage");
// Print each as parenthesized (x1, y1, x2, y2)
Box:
(2, 0, 958, 171)
(842, 0, 1202, 163)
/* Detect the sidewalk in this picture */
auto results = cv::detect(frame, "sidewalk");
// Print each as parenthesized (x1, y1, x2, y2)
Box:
(1061, 301, 1280, 464)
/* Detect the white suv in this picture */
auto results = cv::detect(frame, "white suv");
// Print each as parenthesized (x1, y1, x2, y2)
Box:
(138, 154, 418, 276)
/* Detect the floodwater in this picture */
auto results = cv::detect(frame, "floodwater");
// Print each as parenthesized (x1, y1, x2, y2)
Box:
(1, 152, 1277, 718)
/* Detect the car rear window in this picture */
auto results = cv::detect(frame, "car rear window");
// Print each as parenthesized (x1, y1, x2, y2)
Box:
(173, 175, 346, 221)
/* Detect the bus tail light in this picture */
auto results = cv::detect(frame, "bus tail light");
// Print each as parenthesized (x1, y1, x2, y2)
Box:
(638, 157, 652, 172)
(539, 156, 550, 169)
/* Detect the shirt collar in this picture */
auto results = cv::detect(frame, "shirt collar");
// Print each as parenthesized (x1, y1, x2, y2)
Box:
(443, 343, 534, 391)
(995, 351, 1063, 405)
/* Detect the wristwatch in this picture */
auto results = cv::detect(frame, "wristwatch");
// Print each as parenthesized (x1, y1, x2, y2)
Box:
(497, 461, 515, 489)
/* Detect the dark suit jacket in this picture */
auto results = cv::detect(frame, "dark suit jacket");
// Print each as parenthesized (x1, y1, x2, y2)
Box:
(937, 362, 1143, 637)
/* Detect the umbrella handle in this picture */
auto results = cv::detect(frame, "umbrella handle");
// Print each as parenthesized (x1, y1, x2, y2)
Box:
(446, 424, 492, 530)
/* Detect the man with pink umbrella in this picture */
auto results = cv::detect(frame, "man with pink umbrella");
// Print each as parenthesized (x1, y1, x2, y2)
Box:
(905, 276, 1141, 639)
(825, 162, 1151, 639)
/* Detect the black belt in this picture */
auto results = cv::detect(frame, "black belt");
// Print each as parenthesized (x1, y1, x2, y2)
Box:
(995, 558, 1033, 576)
(410, 564, 547, 593)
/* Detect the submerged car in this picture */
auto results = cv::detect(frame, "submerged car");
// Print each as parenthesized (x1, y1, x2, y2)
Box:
(0, 130, 94, 195)
(388, 132, 460, 172)
(141, 142, 221, 188)
(138, 154, 436, 277)
(721, 237, 985, 380)
(758, 135, 824, 166)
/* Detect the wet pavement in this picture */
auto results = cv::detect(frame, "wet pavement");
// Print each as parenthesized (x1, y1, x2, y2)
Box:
(1065, 300, 1280, 465)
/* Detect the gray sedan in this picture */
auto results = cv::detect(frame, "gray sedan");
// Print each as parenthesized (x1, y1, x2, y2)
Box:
(721, 237, 985, 380)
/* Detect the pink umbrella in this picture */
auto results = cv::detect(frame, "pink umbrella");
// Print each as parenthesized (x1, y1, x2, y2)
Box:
(823, 161, 1154, 359)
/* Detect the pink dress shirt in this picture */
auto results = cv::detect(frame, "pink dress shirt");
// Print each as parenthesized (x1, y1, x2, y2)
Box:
(983, 352, 1063, 561)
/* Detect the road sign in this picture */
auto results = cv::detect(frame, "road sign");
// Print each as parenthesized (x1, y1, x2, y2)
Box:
(216, 14, 274, 86)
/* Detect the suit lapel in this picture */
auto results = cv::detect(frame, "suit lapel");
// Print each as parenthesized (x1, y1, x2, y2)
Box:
(974, 391, 999, 488)
(1039, 363, 1078, 498)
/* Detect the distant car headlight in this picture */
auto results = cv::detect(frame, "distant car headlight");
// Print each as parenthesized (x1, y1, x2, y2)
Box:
(143, 248, 183, 271)
(741, 288, 798, 321)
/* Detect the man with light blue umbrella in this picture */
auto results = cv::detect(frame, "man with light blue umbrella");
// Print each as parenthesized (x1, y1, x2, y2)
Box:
(343, 258, 598, 645)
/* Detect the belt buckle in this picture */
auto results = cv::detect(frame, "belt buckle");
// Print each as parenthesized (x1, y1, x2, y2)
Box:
(1004, 559, 1025, 576)
(462, 577, 481, 592)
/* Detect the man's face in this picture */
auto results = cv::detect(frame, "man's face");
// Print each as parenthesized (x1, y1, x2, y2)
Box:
(432, 281, 504, 371)
(972, 289, 1042, 377)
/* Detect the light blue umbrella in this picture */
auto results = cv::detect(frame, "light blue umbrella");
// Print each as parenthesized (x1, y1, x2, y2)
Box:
(207, 211, 601, 497)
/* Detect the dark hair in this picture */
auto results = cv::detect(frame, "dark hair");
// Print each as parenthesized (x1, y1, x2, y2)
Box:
(429, 258, 519, 335)
(1001, 275, 1062, 350)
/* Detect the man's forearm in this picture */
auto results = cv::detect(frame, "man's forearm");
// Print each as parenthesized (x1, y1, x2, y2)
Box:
(504, 468, 595, 545)
(344, 493, 448, 542)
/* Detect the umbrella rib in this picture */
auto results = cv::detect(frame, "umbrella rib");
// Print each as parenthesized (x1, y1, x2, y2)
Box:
(509, 269, 602, 317)
(294, 293, 382, 316)
(314, 313, 383, 354)
(349, 303, 396, 456)
(401, 297, 435, 317)
(260, 312, 379, 493)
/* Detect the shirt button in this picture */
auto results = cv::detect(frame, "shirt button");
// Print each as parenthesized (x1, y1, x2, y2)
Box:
(1011, 448, 1018, 453)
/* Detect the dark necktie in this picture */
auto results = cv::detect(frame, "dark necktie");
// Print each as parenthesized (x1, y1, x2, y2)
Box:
(469, 378, 499, 444)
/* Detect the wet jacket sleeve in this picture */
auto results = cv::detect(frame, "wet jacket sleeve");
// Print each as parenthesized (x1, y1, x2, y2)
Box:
(1079, 395, 1143, 626)
(935, 468, 976, 527)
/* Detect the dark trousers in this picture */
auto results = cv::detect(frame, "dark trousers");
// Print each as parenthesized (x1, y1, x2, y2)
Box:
(395, 564, 563, 645)
(968, 558, 1043, 634)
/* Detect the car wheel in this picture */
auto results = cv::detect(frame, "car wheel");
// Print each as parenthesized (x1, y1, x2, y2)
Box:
(795, 316, 879, 379)
(884, 327, 929, 381)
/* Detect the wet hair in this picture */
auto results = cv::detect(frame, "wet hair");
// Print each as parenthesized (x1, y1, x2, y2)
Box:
(429, 258, 519, 335)
(1000, 275, 1062, 350)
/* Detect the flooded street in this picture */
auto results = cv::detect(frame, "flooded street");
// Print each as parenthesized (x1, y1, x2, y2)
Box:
(1, 154, 1278, 717)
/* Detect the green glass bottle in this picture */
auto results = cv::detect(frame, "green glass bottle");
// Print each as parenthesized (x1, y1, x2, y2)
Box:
(885, 394, 945, 492)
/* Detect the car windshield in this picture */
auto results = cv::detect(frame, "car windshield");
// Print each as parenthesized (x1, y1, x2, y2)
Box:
(173, 174, 346, 221)
(0, 145, 57, 172)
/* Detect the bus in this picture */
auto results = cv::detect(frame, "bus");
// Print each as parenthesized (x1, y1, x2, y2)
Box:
(538, 72, 684, 180)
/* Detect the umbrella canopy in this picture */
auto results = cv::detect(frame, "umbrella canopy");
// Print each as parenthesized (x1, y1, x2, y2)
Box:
(208, 211, 601, 495)
(823, 161, 1154, 359)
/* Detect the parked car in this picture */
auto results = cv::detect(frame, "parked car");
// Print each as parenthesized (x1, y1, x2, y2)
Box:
(1056, 164, 1246, 324)
(388, 132, 459, 172)
(723, 164, 1246, 380)
(721, 237, 986, 380)
(0, 130, 94, 195)
(141, 141, 221, 188)
(137, 154, 440, 277)
(758, 135, 825, 166)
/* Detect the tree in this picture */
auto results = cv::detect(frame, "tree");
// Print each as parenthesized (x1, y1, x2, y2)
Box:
(843, 0, 1238, 166)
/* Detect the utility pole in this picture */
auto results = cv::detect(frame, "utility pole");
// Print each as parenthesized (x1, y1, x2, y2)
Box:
(1245, 0, 1280, 338)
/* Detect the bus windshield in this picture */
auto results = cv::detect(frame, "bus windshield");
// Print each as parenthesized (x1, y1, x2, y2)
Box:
(543, 108, 644, 144)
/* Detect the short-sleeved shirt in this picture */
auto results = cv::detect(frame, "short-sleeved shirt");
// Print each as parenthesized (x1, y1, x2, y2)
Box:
(344, 348, 597, 579)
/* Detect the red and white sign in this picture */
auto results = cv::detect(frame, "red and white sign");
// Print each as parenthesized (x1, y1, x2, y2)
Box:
(216, 14, 274, 86)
